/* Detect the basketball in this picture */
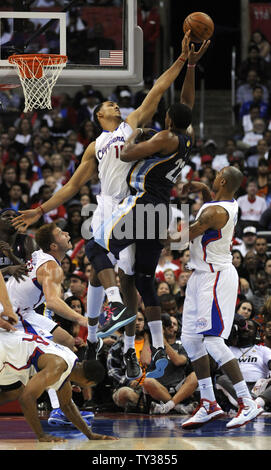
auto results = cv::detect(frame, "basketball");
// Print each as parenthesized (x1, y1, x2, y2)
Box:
(183, 12, 214, 43)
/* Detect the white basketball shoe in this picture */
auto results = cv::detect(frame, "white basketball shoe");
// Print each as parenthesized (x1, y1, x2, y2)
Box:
(226, 397, 263, 429)
(181, 399, 225, 429)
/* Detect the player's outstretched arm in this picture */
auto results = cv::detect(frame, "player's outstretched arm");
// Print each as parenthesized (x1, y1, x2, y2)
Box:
(12, 141, 97, 231)
(180, 39, 210, 110)
(19, 354, 68, 442)
(40, 262, 88, 327)
(126, 31, 191, 130)
(120, 129, 178, 162)
(57, 381, 118, 440)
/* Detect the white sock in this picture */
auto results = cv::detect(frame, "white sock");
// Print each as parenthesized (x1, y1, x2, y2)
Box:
(48, 388, 60, 409)
(124, 333, 135, 353)
(105, 286, 122, 304)
(88, 324, 99, 343)
(87, 283, 105, 343)
(233, 380, 251, 399)
(198, 377, 216, 402)
(87, 283, 105, 319)
(148, 320, 164, 349)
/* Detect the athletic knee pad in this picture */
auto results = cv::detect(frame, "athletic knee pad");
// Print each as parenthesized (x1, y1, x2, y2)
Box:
(204, 336, 235, 367)
(135, 272, 160, 307)
(181, 333, 207, 362)
(85, 239, 113, 274)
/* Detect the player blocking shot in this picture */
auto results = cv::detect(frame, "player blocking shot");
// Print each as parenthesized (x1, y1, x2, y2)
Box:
(12, 31, 208, 383)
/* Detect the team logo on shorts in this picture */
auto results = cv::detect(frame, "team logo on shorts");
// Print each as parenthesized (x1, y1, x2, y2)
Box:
(196, 317, 208, 329)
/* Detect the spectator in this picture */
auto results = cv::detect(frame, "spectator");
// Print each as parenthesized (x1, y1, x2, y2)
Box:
(236, 69, 269, 108)
(236, 179, 267, 233)
(264, 258, 271, 288)
(145, 313, 198, 415)
(16, 154, 38, 189)
(5, 183, 29, 212)
(250, 30, 271, 63)
(65, 270, 88, 311)
(240, 117, 266, 149)
(234, 226, 257, 257)
(246, 139, 269, 170)
(239, 85, 269, 120)
(156, 281, 171, 297)
(118, 90, 135, 121)
(63, 209, 84, 244)
(263, 317, 271, 349)
(211, 138, 236, 171)
(232, 249, 248, 279)
(14, 118, 33, 152)
(77, 119, 96, 149)
(238, 44, 270, 82)
(163, 268, 180, 296)
(0, 165, 17, 201)
(236, 299, 255, 321)
(108, 311, 151, 412)
(155, 247, 181, 281)
(0, 208, 35, 281)
(241, 250, 261, 293)
(247, 270, 271, 315)
(241, 104, 261, 135)
(255, 236, 269, 268)
(216, 319, 271, 412)
(158, 293, 182, 334)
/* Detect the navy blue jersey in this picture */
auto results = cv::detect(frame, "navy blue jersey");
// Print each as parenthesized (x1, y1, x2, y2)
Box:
(127, 132, 192, 203)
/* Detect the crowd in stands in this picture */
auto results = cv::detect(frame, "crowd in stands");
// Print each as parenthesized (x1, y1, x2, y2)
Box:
(2, 21, 271, 419)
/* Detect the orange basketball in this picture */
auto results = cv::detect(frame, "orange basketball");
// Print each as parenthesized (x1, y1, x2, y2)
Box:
(183, 12, 214, 43)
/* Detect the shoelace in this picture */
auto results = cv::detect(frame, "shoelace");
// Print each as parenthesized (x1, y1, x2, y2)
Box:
(235, 399, 246, 417)
(103, 305, 116, 323)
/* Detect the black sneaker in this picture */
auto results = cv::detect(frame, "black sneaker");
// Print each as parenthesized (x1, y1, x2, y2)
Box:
(85, 338, 103, 360)
(96, 302, 136, 338)
(146, 347, 168, 379)
(124, 348, 142, 381)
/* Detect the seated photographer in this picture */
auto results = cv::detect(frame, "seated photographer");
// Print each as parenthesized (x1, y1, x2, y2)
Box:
(107, 311, 151, 412)
(216, 318, 271, 412)
(145, 314, 198, 415)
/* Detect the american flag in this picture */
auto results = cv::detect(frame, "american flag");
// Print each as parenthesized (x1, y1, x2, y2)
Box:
(99, 50, 124, 66)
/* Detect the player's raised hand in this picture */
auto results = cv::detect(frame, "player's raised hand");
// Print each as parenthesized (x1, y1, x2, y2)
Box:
(12, 208, 42, 231)
(188, 39, 210, 65)
(180, 29, 191, 60)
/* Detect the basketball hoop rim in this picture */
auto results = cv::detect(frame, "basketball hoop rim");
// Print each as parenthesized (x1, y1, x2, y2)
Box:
(8, 53, 68, 66)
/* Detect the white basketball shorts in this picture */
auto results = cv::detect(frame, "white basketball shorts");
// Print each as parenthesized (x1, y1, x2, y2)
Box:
(182, 264, 239, 339)
(91, 194, 135, 276)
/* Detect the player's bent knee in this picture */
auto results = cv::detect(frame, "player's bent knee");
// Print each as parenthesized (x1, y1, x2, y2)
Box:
(181, 333, 207, 362)
(204, 335, 235, 367)
(85, 239, 113, 273)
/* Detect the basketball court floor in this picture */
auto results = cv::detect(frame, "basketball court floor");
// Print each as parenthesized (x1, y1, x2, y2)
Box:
(1, 411, 271, 451)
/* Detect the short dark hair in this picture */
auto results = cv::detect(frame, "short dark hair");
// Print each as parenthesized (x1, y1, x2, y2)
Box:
(159, 293, 176, 304)
(93, 102, 104, 131)
(167, 103, 192, 130)
(222, 166, 243, 193)
(82, 359, 105, 383)
(35, 223, 57, 252)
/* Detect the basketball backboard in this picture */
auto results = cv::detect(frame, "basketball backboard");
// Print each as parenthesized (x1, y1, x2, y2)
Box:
(0, 0, 143, 87)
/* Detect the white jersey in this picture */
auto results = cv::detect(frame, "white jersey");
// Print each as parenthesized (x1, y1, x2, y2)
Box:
(0, 330, 77, 390)
(95, 121, 134, 202)
(5, 249, 59, 312)
(188, 199, 239, 272)
(230, 344, 271, 382)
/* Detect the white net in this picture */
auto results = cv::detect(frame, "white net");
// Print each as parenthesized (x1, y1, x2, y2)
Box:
(8, 54, 67, 113)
